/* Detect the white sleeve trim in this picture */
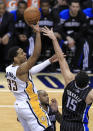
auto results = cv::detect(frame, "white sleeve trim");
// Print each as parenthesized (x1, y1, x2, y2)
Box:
(29, 59, 51, 75)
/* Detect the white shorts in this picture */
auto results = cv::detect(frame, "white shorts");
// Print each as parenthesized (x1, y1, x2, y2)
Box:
(14, 100, 51, 131)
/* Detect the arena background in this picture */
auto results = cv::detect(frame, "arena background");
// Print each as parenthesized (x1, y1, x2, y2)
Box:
(0, 72, 93, 131)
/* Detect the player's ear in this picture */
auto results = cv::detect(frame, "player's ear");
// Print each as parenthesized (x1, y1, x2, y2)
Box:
(14, 56, 17, 63)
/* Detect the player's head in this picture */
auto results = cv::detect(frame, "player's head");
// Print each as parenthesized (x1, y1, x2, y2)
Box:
(8, 46, 27, 64)
(38, 90, 49, 106)
(40, 0, 50, 15)
(69, 0, 80, 16)
(17, 0, 27, 15)
(75, 71, 89, 88)
(0, 1, 6, 17)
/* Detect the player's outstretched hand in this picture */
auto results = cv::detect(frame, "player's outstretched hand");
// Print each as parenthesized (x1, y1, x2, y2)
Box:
(49, 54, 58, 63)
(49, 54, 66, 63)
(30, 22, 40, 33)
(41, 26, 56, 41)
(50, 98, 58, 112)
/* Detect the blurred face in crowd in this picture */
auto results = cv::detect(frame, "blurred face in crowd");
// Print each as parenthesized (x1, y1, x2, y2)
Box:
(0, 3, 5, 17)
(38, 90, 49, 106)
(18, 3, 27, 16)
(57, 0, 67, 6)
(69, 2, 80, 16)
(41, 2, 50, 15)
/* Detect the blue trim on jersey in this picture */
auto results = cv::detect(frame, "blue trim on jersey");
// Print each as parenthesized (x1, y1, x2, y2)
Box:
(59, 9, 70, 20)
(26, 101, 46, 130)
(10, 10, 17, 21)
(78, 52, 83, 67)
(83, 8, 93, 18)
(83, 105, 91, 123)
(24, 82, 30, 100)
(59, 40, 64, 48)
(83, 124, 89, 131)
(39, 8, 45, 18)
(28, 72, 35, 94)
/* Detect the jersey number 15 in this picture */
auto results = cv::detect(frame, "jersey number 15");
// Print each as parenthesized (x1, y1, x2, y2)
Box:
(66, 96, 77, 111)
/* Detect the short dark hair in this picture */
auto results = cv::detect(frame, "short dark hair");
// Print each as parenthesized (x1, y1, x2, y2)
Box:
(69, 0, 80, 6)
(37, 90, 43, 96)
(37, 90, 46, 97)
(75, 71, 89, 88)
(8, 46, 20, 63)
(17, 0, 27, 7)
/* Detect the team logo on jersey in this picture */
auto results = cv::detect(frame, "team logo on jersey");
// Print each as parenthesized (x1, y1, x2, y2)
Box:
(40, 116, 46, 121)
(75, 89, 80, 93)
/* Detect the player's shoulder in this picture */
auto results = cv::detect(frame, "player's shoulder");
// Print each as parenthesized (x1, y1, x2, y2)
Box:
(6, 65, 19, 72)
(6, 64, 12, 71)
(85, 88, 93, 105)
(59, 9, 70, 20)
(5, 11, 14, 19)
(65, 80, 75, 89)
(83, 8, 93, 17)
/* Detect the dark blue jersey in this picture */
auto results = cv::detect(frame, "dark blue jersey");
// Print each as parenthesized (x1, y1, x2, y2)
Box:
(48, 106, 56, 131)
(62, 80, 92, 123)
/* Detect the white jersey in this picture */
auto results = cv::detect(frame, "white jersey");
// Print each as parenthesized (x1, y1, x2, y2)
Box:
(6, 64, 37, 101)
(6, 64, 51, 131)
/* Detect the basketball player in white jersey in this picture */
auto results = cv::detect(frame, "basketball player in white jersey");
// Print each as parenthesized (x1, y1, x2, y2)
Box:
(5, 24, 56, 131)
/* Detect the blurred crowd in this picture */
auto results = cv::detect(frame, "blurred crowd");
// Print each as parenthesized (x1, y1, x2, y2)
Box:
(0, 0, 93, 73)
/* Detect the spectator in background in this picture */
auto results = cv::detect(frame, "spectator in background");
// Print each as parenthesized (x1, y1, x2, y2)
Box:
(27, 0, 40, 8)
(39, 0, 60, 63)
(0, 1, 14, 71)
(83, 1, 93, 72)
(49, 0, 57, 8)
(80, 0, 92, 9)
(54, 0, 89, 72)
(66, 0, 92, 9)
(38, 90, 62, 131)
(11, 0, 34, 58)
(53, 0, 68, 15)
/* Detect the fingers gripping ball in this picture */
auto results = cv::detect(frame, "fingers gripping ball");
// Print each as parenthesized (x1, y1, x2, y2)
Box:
(24, 7, 41, 25)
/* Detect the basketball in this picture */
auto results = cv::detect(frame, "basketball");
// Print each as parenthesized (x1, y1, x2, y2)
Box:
(24, 7, 41, 25)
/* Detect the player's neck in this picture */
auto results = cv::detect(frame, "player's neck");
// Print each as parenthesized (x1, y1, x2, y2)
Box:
(70, 10, 78, 17)
(41, 104, 48, 112)
(12, 62, 21, 66)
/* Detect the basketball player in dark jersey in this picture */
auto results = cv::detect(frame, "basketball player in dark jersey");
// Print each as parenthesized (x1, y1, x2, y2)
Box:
(38, 90, 62, 131)
(42, 27, 93, 131)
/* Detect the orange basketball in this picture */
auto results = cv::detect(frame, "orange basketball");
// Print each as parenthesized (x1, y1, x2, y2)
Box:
(24, 7, 41, 25)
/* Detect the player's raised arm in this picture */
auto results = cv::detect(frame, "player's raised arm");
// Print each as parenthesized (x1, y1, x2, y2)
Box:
(29, 54, 58, 75)
(17, 24, 41, 75)
(86, 89, 93, 105)
(42, 27, 75, 86)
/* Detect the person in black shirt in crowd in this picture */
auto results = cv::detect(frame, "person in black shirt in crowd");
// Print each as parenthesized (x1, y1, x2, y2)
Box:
(80, 0, 92, 9)
(67, 0, 92, 9)
(42, 27, 93, 131)
(53, 0, 68, 17)
(38, 90, 62, 131)
(54, 0, 89, 72)
(49, 0, 57, 8)
(11, 1, 33, 58)
(0, 1, 14, 71)
(39, 0, 60, 63)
